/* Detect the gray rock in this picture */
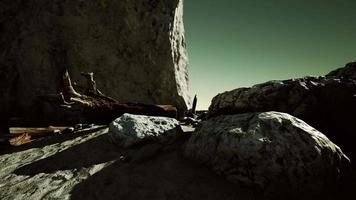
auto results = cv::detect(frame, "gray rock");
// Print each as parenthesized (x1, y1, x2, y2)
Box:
(109, 113, 181, 148)
(0, 0, 189, 122)
(327, 61, 356, 80)
(0, 124, 270, 200)
(209, 77, 356, 118)
(0, 127, 112, 200)
(208, 64, 356, 159)
(184, 112, 350, 198)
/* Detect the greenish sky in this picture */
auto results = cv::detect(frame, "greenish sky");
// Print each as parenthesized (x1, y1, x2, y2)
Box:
(184, 0, 356, 110)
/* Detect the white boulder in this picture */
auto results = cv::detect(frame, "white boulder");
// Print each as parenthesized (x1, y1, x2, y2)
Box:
(109, 114, 181, 148)
(184, 112, 350, 198)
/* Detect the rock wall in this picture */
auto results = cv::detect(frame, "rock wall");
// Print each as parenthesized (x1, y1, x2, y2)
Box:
(0, 0, 189, 122)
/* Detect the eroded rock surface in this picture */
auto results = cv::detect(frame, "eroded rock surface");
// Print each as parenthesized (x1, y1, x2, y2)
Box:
(0, 127, 111, 200)
(0, 124, 265, 200)
(209, 63, 356, 157)
(0, 0, 189, 122)
(109, 114, 181, 148)
(327, 61, 356, 80)
(184, 112, 350, 199)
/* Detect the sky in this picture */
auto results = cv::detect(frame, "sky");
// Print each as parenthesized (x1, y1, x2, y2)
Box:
(183, 0, 356, 110)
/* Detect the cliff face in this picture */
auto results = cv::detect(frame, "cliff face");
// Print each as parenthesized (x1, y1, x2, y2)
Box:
(0, 0, 189, 121)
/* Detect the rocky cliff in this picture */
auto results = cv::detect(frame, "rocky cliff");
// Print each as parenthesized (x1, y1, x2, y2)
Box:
(0, 0, 189, 122)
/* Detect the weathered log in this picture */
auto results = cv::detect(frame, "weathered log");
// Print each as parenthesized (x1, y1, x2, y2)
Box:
(1, 127, 67, 147)
(61, 69, 82, 101)
(9, 127, 67, 136)
(4, 125, 108, 147)
(9, 133, 32, 146)
(40, 69, 178, 124)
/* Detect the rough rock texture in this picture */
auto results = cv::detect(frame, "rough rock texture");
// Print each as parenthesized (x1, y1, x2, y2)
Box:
(109, 114, 181, 148)
(327, 61, 356, 80)
(209, 63, 356, 158)
(0, 125, 268, 200)
(0, 0, 189, 122)
(0, 127, 111, 200)
(184, 112, 350, 199)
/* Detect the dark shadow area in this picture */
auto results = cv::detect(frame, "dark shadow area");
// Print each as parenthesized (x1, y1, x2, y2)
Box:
(12, 131, 263, 200)
(13, 131, 120, 175)
(69, 142, 262, 200)
(11, 127, 354, 200)
(0, 126, 107, 156)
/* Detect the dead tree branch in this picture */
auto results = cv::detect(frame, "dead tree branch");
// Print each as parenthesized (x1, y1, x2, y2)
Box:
(39, 69, 177, 124)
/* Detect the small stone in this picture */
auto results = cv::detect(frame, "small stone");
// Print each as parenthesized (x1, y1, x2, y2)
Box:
(119, 155, 127, 162)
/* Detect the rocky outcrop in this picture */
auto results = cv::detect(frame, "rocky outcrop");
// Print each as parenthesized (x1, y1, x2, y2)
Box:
(0, 0, 189, 122)
(109, 114, 181, 148)
(184, 112, 350, 198)
(327, 61, 356, 80)
(0, 123, 268, 200)
(208, 63, 356, 157)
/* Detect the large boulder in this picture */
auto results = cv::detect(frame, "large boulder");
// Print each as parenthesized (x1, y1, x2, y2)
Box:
(0, 122, 269, 200)
(327, 61, 356, 80)
(109, 113, 181, 148)
(0, 0, 189, 122)
(208, 63, 356, 158)
(184, 112, 350, 198)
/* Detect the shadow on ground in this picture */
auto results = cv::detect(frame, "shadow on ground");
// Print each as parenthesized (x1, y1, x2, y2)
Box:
(0, 126, 107, 156)
(13, 131, 263, 200)
(69, 143, 263, 200)
(11, 129, 355, 200)
(13, 133, 120, 175)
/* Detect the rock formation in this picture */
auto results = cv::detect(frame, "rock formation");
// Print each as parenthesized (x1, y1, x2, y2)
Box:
(327, 61, 356, 80)
(0, 124, 266, 200)
(208, 62, 356, 158)
(184, 112, 350, 199)
(109, 113, 182, 148)
(0, 0, 189, 123)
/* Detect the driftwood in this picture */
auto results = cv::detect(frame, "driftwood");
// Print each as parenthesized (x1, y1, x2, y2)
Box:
(6, 125, 107, 146)
(0, 127, 67, 146)
(0, 70, 178, 149)
(10, 127, 68, 136)
(40, 69, 177, 124)
(9, 133, 33, 146)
